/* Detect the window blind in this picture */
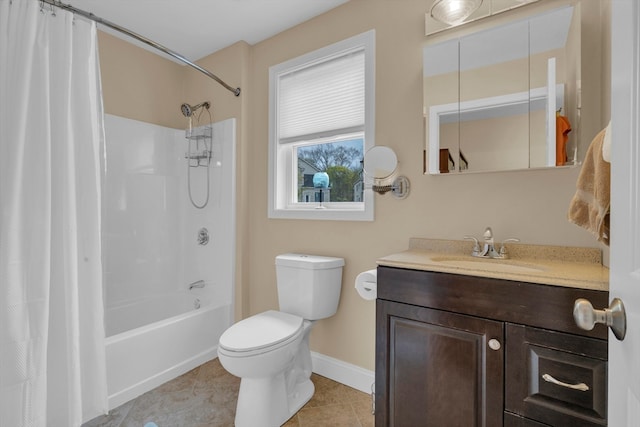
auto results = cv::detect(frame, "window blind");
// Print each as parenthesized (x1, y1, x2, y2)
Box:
(278, 49, 365, 143)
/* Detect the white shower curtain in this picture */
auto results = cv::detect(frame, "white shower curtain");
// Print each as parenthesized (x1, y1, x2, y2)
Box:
(0, 1, 108, 426)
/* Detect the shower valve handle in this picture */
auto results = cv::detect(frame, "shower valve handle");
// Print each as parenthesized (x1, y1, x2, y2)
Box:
(197, 228, 209, 245)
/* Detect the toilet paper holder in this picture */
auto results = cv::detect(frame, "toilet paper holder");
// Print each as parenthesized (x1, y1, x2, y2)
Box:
(355, 269, 377, 300)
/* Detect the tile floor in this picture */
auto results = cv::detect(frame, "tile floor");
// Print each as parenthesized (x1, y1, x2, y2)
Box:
(83, 358, 374, 427)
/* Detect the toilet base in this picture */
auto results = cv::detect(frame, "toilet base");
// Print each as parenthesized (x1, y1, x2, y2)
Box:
(285, 378, 314, 423)
(234, 374, 314, 427)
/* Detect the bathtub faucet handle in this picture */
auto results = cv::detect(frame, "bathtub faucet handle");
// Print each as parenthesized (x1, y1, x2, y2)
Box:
(189, 280, 205, 290)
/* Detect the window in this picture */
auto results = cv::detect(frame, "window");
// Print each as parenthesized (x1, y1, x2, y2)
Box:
(268, 31, 375, 221)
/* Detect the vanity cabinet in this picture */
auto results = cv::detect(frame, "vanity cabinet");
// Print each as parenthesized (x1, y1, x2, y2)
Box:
(375, 266, 609, 427)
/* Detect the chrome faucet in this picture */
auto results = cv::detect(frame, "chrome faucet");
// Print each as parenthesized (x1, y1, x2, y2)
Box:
(478, 227, 500, 258)
(188, 279, 205, 290)
(464, 227, 520, 259)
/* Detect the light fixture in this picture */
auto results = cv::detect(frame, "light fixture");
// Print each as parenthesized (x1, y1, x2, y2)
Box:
(430, 0, 483, 26)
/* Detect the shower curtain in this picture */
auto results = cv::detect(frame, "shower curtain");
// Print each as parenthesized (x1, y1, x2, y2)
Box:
(0, 0, 108, 426)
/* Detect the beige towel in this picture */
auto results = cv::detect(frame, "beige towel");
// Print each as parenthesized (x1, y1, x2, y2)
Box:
(568, 128, 610, 245)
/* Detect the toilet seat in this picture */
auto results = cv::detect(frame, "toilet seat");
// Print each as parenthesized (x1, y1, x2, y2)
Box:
(218, 310, 303, 357)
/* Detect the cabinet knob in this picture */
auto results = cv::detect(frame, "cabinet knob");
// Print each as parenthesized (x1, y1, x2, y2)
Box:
(488, 338, 501, 351)
(573, 298, 626, 341)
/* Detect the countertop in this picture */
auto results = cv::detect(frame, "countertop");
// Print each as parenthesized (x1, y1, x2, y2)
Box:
(376, 238, 609, 291)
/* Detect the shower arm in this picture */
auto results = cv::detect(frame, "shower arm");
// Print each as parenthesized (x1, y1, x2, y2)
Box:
(41, 0, 241, 97)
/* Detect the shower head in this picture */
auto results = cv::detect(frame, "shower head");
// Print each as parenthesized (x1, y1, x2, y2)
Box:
(180, 101, 210, 117)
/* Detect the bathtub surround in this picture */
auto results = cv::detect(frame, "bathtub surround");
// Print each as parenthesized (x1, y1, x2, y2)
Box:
(102, 115, 236, 410)
(102, 115, 183, 304)
(0, 1, 108, 425)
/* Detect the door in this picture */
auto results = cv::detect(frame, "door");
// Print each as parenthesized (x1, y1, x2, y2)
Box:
(609, 0, 640, 424)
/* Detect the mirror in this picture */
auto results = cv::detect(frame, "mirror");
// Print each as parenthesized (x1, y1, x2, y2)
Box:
(363, 146, 411, 199)
(423, 3, 599, 174)
(363, 146, 398, 179)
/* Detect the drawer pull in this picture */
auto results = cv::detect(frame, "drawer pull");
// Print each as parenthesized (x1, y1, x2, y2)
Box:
(542, 374, 589, 392)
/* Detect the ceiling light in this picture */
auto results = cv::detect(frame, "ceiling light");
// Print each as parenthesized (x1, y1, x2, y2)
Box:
(430, 0, 483, 26)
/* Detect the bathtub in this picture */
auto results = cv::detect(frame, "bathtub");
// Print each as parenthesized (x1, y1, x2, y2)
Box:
(104, 287, 231, 409)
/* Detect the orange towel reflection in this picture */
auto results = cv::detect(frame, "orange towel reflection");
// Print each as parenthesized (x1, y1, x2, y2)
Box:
(556, 114, 572, 166)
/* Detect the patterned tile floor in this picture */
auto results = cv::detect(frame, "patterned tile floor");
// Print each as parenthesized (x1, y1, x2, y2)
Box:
(83, 358, 374, 427)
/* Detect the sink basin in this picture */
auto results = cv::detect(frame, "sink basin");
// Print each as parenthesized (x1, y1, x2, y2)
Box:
(429, 256, 546, 274)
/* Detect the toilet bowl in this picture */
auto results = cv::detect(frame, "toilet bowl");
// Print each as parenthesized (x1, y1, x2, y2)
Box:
(218, 311, 314, 427)
(217, 253, 344, 427)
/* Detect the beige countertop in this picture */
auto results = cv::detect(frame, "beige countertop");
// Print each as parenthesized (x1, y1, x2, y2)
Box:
(377, 238, 609, 292)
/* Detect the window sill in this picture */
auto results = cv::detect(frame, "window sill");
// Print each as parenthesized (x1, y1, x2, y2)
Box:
(268, 205, 373, 221)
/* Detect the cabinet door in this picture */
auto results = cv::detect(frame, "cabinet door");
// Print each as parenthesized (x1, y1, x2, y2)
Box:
(376, 300, 504, 427)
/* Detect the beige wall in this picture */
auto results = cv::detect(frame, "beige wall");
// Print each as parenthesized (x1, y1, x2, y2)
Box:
(98, 32, 185, 129)
(99, 0, 610, 373)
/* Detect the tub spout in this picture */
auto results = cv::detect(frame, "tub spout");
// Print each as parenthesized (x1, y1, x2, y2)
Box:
(189, 280, 205, 290)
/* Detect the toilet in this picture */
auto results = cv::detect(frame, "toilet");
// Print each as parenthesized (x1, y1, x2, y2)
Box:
(217, 253, 344, 427)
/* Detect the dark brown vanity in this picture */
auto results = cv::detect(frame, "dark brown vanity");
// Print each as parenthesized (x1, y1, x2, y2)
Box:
(374, 241, 609, 426)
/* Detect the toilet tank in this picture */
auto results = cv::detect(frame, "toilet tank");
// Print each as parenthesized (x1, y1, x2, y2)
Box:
(275, 253, 345, 320)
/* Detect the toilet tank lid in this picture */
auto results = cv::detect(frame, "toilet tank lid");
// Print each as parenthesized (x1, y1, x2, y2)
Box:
(276, 253, 345, 270)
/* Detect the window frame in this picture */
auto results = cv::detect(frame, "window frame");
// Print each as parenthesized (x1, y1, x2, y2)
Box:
(268, 30, 375, 221)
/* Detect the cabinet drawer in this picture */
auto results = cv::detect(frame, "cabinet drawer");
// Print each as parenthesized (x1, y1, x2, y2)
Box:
(505, 324, 607, 426)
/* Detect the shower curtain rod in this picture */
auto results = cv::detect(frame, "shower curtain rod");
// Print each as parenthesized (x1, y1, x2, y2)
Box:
(41, 0, 241, 97)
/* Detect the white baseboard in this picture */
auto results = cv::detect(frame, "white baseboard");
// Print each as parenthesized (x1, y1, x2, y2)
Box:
(310, 351, 375, 394)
